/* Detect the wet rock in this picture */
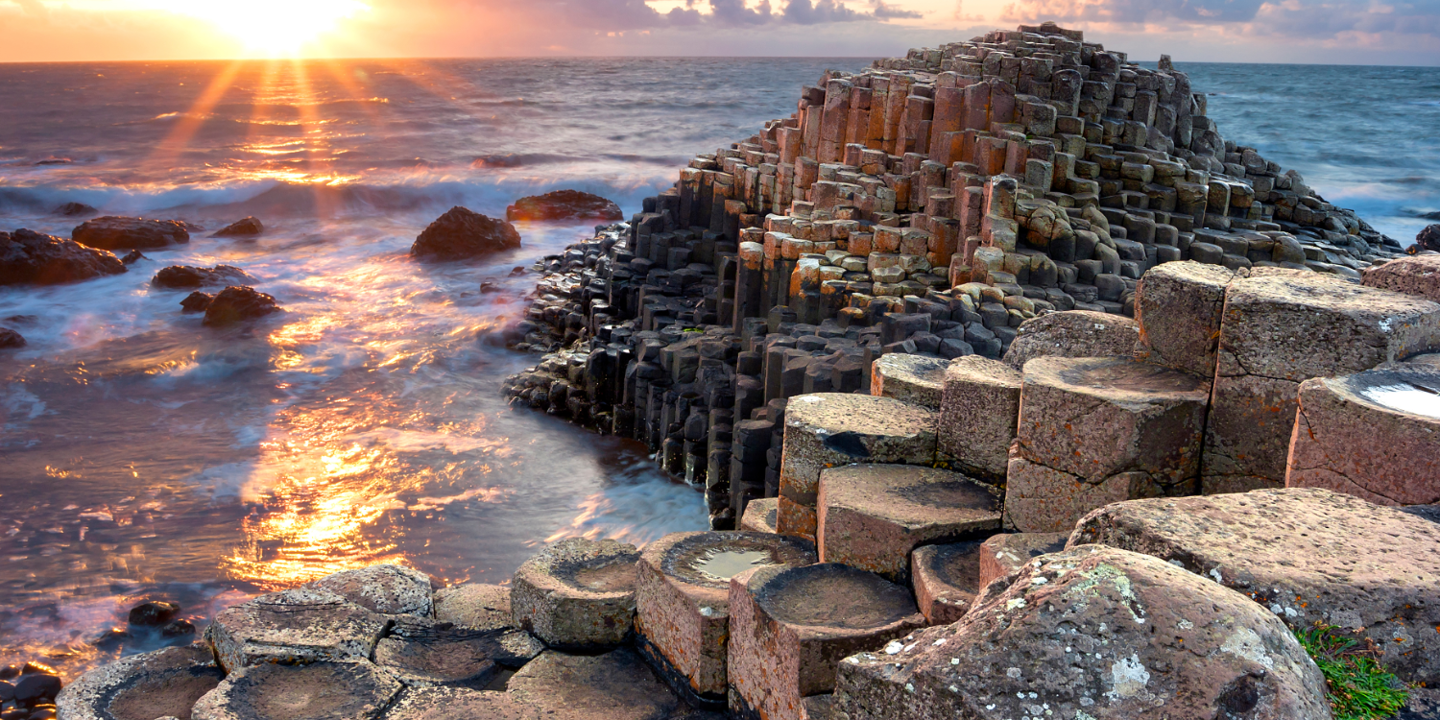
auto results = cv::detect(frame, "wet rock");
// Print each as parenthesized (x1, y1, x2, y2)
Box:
(739, 497, 779, 534)
(120, 250, 145, 265)
(373, 617, 542, 688)
(56, 645, 222, 720)
(937, 356, 1022, 483)
(72, 216, 189, 250)
(0, 229, 126, 286)
(433, 583, 512, 631)
(817, 464, 1001, 583)
(13, 673, 62, 708)
(181, 291, 214, 313)
(202, 286, 281, 327)
(835, 545, 1332, 720)
(506, 190, 624, 223)
(54, 202, 97, 217)
(214, 217, 264, 237)
(411, 207, 521, 261)
(727, 563, 924, 720)
(161, 619, 197, 639)
(1415, 224, 1440, 253)
(506, 648, 678, 720)
(382, 686, 539, 720)
(1001, 310, 1140, 371)
(128, 600, 181, 627)
(151, 265, 255, 290)
(309, 563, 434, 617)
(870, 354, 947, 409)
(191, 660, 401, 720)
(206, 587, 390, 672)
(1133, 260, 1237, 378)
(511, 538, 640, 650)
(635, 531, 816, 707)
(977, 531, 1066, 590)
(1072, 487, 1440, 685)
(0, 329, 24, 349)
(909, 541, 984, 625)
(779, 393, 937, 540)
(0, 680, 13, 702)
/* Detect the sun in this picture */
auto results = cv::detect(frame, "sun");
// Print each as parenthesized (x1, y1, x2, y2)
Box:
(148, 0, 370, 57)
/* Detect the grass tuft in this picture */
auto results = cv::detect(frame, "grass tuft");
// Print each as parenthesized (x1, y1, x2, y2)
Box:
(1294, 623, 1410, 720)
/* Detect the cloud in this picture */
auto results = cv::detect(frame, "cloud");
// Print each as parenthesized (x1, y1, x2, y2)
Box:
(440, 0, 916, 30)
(1000, 0, 1440, 43)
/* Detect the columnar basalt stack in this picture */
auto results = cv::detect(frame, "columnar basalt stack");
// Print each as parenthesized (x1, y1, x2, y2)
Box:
(502, 23, 1403, 532)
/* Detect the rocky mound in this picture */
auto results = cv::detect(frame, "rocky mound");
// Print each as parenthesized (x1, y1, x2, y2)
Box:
(53, 202, 97, 217)
(1, 228, 127, 286)
(0, 328, 24, 349)
(412, 207, 522, 261)
(506, 190, 624, 223)
(199, 287, 282, 326)
(151, 265, 255, 289)
(214, 217, 265, 237)
(72, 216, 190, 250)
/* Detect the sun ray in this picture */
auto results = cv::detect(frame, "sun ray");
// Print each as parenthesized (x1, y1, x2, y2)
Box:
(151, 59, 247, 174)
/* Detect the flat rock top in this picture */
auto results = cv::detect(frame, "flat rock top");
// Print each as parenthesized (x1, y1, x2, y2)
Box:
(1003, 310, 1140, 370)
(650, 531, 816, 590)
(383, 687, 539, 720)
(750, 563, 919, 631)
(786, 393, 936, 436)
(873, 354, 948, 387)
(1025, 356, 1210, 402)
(1143, 259, 1237, 288)
(1071, 488, 1440, 615)
(1228, 272, 1438, 317)
(911, 541, 983, 594)
(433, 583, 512, 631)
(57, 645, 222, 720)
(1327, 364, 1440, 420)
(822, 464, 1001, 526)
(309, 564, 434, 616)
(519, 537, 640, 597)
(943, 355, 1022, 388)
(193, 661, 401, 720)
(506, 648, 677, 720)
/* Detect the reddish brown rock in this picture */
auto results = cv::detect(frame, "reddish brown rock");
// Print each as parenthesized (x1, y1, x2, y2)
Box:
(727, 563, 924, 720)
(1, 229, 126, 286)
(1133, 260, 1237, 377)
(151, 265, 254, 289)
(214, 217, 265, 237)
(510, 537, 640, 650)
(73, 216, 189, 250)
(976, 532, 1066, 590)
(507, 648, 678, 720)
(506, 190, 624, 223)
(1001, 310, 1140, 371)
(936, 356, 1021, 483)
(202, 286, 281, 327)
(909, 541, 984, 625)
(739, 497, 779, 534)
(412, 207, 522, 261)
(1362, 253, 1440, 303)
(870, 354, 948, 409)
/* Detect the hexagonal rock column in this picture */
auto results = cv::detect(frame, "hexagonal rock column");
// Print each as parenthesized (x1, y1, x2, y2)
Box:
(909, 541, 984, 625)
(1362, 253, 1440, 303)
(510, 537, 640, 650)
(977, 531, 1066, 589)
(779, 394, 937, 540)
(433, 583, 512, 631)
(1072, 488, 1440, 685)
(817, 464, 1000, 583)
(634, 531, 816, 708)
(740, 497, 779, 534)
(834, 545, 1332, 720)
(936, 356, 1021, 483)
(507, 648, 678, 720)
(1004, 356, 1210, 532)
(310, 564, 434, 617)
(870, 354, 948, 409)
(727, 563, 925, 720)
(1286, 365, 1440, 505)
(382, 686, 539, 720)
(1204, 273, 1440, 494)
(57, 646, 223, 720)
(1000, 310, 1140, 371)
(207, 588, 389, 672)
(374, 616, 544, 688)
(192, 661, 402, 720)
(1133, 261, 1237, 378)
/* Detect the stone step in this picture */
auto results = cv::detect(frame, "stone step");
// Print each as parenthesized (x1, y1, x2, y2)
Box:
(727, 563, 924, 720)
(909, 541, 984, 625)
(779, 393, 937, 540)
(1001, 310, 1140, 371)
(1286, 363, 1440, 505)
(1005, 356, 1210, 532)
(506, 648, 679, 720)
(510, 538, 641, 651)
(739, 497, 779, 534)
(433, 582, 513, 631)
(869, 353, 948, 408)
(817, 464, 1001, 583)
(192, 661, 402, 720)
(207, 587, 390, 672)
(937, 355, 1021, 483)
(1133, 260, 1238, 377)
(635, 531, 816, 709)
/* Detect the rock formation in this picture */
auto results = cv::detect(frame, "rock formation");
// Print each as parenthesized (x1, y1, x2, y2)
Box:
(214, 217, 265, 237)
(71, 216, 190, 250)
(507, 190, 625, 223)
(151, 265, 255, 289)
(1, 229, 127, 286)
(199, 286, 282, 326)
(412, 207, 522, 260)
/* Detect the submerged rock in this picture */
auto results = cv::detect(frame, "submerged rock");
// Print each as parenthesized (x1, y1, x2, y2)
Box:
(412, 207, 521, 261)
(181, 291, 215, 313)
(152, 265, 254, 289)
(72, 216, 190, 250)
(214, 217, 265, 237)
(202, 286, 281, 326)
(127, 600, 180, 627)
(54, 201, 97, 217)
(506, 190, 624, 223)
(1, 228, 126, 286)
(120, 249, 146, 265)
(0, 328, 24, 349)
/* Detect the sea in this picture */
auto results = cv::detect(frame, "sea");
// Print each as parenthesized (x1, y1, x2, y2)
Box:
(0, 57, 1436, 678)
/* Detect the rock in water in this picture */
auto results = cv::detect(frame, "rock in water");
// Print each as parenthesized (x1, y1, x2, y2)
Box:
(0, 229, 127, 285)
(835, 545, 1333, 720)
(412, 207, 521, 261)
(0, 328, 24, 349)
(1415, 224, 1440, 253)
(202, 286, 281, 326)
(181, 292, 214, 313)
(54, 201, 97, 217)
(72, 216, 190, 250)
(120, 250, 146, 265)
(214, 217, 265, 237)
(506, 190, 624, 223)
(151, 265, 255, 289)
(128, 600, 180, 627)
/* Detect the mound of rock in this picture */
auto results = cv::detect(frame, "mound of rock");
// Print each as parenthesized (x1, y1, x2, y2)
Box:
(1, 228, 126, 285)
(201, 286, 281, 326)
(214, 217, 265, 237)
(151, 265, 254, 289)
(506, 190, 624, 223)
(72, 216, 190, 250)
(1415, 224, 1440, 253)
(0, 328, 24, 349)
(412, 207, 522, 260)
(54, 201, 97, 217)
(835, 544, 1332, 720)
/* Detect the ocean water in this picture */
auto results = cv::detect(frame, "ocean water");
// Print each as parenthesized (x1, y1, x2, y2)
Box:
(0, 57, 1436, 678)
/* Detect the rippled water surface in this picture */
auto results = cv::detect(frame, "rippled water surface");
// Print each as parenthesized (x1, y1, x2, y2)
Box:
(0, 56, 1435, 678)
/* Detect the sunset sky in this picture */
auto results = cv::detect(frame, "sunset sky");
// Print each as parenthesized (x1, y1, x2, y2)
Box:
(1, 0, 1437, 65)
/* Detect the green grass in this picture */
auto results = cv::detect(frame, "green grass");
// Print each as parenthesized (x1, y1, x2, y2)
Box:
(1294, 623, 1410, 720)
